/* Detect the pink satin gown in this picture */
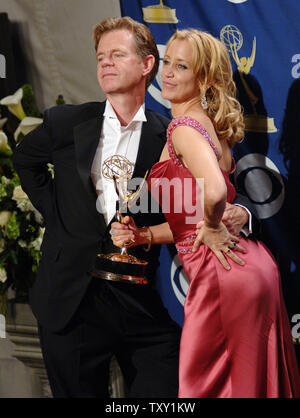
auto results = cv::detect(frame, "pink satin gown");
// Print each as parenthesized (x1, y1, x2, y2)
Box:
(148, 116, 300, 398)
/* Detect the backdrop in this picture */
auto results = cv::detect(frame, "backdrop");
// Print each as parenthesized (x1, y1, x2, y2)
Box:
(120, 0, 300, 362)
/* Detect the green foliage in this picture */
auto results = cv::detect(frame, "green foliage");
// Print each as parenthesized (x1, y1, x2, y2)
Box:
(56, 94, 66, 106)
(21, 84, 43, 118)
(0, 85, 63, 312)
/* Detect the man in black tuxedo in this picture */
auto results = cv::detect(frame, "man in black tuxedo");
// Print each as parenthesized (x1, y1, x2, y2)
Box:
(13, 17, 256, 398)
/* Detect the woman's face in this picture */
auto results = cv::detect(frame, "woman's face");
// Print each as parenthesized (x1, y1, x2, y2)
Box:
(161, 39, 200, 104)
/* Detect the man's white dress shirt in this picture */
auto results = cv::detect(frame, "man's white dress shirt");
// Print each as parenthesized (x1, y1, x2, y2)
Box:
(91, 100, 146, 225)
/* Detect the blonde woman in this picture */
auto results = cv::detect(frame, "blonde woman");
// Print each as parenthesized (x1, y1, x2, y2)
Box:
(111, 29, 300, 397)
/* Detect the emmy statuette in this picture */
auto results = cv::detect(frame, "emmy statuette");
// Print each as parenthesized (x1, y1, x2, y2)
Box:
(92, 155, 149, 284)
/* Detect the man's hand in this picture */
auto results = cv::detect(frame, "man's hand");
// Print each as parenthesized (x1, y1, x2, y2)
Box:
(221, 203, 249, 236)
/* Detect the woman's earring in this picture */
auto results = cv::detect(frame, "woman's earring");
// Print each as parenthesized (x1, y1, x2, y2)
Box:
(201, 94, 208, 110)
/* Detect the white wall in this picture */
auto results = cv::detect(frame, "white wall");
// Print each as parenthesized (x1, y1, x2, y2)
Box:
(0, 0, 121, 110)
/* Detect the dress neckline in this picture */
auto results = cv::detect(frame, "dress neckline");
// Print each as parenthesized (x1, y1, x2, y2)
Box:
(163, 115, 235, 175)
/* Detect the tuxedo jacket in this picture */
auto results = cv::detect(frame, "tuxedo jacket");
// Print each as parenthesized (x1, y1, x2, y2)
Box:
(13, 102, 169, 331)
(13, 101, 259, 332)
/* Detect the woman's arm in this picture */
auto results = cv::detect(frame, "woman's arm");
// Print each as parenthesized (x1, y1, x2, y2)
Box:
(172, 125, 246, 269)
(172, 125, 227, 224)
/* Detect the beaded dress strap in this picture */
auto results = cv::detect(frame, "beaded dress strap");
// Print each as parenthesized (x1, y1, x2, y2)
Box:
(167, 116, 219, 167)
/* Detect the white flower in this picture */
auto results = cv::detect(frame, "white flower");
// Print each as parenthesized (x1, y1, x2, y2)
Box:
(12, 185, 34, 213)
(12, 185, 28, 200)
(18, 239, 28, 249)
(0, 88, 26, 120)
(0, 117, 8, 130)
(0, 238, 5, 253)
(12, 185, 30, 209)
(0, 131, 12, 156)
(14, 116, 43, 142)
(12, 185, 43, 224)
(0, 211, 12, 227)
(12, 185, 33, 211)
(0, 266, 7, 283)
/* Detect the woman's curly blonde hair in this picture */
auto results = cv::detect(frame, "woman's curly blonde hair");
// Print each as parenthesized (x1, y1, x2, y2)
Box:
(166, 29, 244, 147)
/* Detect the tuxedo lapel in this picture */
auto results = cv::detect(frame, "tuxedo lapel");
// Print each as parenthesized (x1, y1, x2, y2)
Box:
(73, 106, 106, 231)
(132, 110, 166, 179)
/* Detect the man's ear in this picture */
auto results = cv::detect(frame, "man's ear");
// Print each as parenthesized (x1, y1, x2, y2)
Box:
(142, 54, 155, 77)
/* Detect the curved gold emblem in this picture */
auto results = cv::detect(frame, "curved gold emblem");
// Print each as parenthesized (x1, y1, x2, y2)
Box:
(220, 25, 277, 133)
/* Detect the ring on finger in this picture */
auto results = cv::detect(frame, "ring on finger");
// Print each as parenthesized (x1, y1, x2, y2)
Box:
(124, 239, 135, 246)
(110, 230, 115, 237)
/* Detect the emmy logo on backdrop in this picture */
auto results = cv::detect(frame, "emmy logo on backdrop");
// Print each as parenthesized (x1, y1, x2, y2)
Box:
(92, 155, 149, 285)
(220, 25, 277, 133)
(143, 0, 178, 24)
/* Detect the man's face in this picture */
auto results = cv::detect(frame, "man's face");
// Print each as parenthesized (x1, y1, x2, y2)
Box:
(96, 29, 146, 95)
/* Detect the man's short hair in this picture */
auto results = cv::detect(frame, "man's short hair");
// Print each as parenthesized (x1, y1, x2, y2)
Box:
(93, 16, 159, 88)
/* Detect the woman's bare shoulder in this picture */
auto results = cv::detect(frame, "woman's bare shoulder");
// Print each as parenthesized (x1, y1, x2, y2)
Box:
(173, 111, 222, 159)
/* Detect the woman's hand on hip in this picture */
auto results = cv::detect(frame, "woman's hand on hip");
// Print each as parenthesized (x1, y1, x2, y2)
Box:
(193, 221, 246, 270)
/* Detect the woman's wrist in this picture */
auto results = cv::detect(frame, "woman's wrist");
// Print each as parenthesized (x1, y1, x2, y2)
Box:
(203, 218, 222, 229)
(139, 226, 152, 252)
